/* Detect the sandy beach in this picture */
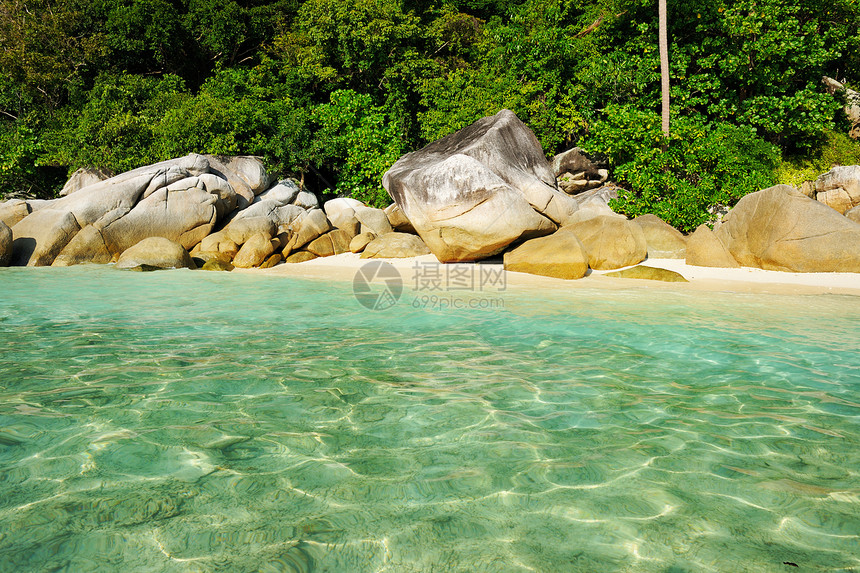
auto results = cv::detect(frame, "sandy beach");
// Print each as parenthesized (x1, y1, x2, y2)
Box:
(241, 253, 860, 296)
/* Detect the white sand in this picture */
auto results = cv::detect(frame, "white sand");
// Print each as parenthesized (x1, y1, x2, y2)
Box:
(241, 253, 860, 296)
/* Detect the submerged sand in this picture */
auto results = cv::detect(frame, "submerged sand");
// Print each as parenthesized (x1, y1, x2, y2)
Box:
(239, 253, 860, 297)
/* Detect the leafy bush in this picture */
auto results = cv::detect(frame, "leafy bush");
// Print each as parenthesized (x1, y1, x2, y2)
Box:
(776, 130, 860, 187)
(580, 105, 780, 232)
(310, 90, 403, 208)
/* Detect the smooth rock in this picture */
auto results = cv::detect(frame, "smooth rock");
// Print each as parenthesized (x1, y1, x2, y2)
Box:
(282, 209, 332, 254)
(383, 110, 576, 261)
(99, 185, 227, 253)
(205, 155, 269, 208)
(846, 205, 860, 224)
(232, 233, 274, 268)
(59, 167, 112, 197)
(813, 165, 860, 214)
(566, 216, 647, 270)
(567, 196, 625, 225)
(0, 199, 31, 227)
(324, 197, 363, 220)
(354, 206, 393, 236)
(8, 154, 235, 265)
(686, 224, 740, 268)
(604, 265, 688, 282)
(259, 253, 282, 268)
(52, 225, 112, 266)
(503, 228, 588, 279)
(633, 214, 687, 258)
(550, 147, 603, 178)
(201, 259, 235, 271)
(349, 232, 377, 253)
(11, 209, 81, 266)
(0, 221, 11, 266)
(115, 237, 195, 270)
(292, 190, 319, 209)
(256, 180, 300, 205)
(360, 233, 432, 259)
(384, 203, 416, 233)
(285, 251, 318, 263)
(191, 250, 233, 267)
(306, 229, 352, 257)
(715, 185, 860, 272)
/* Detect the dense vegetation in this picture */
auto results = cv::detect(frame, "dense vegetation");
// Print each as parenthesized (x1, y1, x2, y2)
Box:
(2, 0, 859, 229)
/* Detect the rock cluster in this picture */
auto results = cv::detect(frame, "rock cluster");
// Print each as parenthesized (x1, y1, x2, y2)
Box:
(0, 153, 429, 271)
(809, 165, 860, 214)
(2, 110, 859, 278)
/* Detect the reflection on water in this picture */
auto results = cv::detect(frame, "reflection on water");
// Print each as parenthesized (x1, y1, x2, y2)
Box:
(0, 266, 858, 572)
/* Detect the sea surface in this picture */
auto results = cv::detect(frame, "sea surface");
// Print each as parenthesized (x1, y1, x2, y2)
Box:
(0, 265, 858, 572)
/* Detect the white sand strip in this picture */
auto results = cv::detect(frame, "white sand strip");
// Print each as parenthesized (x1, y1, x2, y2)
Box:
(239, 253, 860, 296)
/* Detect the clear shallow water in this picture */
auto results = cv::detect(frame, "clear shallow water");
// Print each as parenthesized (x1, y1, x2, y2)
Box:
(0, 266, 858, 573)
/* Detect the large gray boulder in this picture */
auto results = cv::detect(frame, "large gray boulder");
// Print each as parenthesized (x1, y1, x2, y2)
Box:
(115, 237, 195, 270)
(715, 185, 860, 272)
(813, 165, 860, 214)
(383, 110, 577, 262)
(0, 221, 12, 266)
(9, 154, 237, 266)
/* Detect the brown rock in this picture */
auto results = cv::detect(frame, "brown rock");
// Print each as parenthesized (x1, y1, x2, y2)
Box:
(384, 203, 416, 234)
(360, 233, 432, 259)
(115, 237, 195, 270)
(349, 232, 377, 253)
(52, 225, 112, 266)
(566, 216, 647, 270)
(503, 228, 588, 279)
(285, 251, 318, 263)
(0, 199, 31, 227)
(846, 205, 860, 224)
(59, 167, 112, 197)
(306, 229, 352, 257)
(715, 185, 860, 272)
(686, 224, 740, 268)
(282, 209, 332, 254)
(813, 165, 860, 214)
(11, 209, 81, 266)
(0, 221, 11, 266)
(232, 233, 275, 268)
(201, 259, 235, 271)
(259, 253, 282, 268)
(604, 265, 688, 282)
(633, 214, 687, 259)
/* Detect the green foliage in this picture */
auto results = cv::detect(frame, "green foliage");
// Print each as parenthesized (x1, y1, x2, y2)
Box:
(777, 130, 860, 187)
(311, 90, 403, 207)
(1, 0, 858, 211)
(42, 73, 188, 173)
(581, 105, 780, 232)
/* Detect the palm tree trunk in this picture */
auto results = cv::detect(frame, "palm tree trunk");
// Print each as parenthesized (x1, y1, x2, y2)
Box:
(659, 0, 670, 138)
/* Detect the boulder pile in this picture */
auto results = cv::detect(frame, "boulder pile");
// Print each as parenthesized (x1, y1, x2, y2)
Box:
(2, 110, 859, 278)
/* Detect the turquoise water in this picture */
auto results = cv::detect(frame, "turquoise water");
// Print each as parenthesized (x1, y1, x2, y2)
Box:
(0, 266, 858, 573)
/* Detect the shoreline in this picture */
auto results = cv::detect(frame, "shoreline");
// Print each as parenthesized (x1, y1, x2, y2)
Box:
(238, 253, 860, 297)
